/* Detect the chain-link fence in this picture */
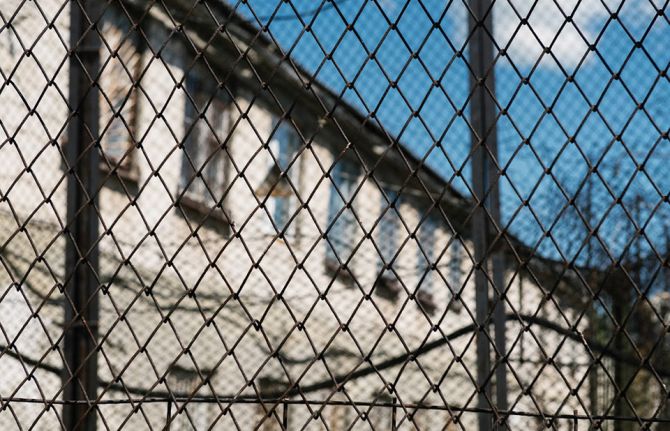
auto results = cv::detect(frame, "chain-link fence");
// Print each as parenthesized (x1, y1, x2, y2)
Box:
(1, 0, 669, 429)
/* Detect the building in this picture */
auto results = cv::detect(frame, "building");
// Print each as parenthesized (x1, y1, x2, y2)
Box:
(0, 0, 597, 429)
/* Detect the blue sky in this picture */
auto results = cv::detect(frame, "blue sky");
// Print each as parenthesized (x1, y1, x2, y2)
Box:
(229, 0, 670, 265)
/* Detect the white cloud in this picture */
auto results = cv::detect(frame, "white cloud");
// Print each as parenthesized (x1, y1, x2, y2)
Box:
(492, 0, 611, 69)
(489, 0, 667, 69)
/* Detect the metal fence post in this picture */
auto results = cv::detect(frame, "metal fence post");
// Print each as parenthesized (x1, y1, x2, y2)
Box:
(282, 401, 289, 430)
(467, 0, 507, 428)
(63, 0, 102, 429)
(166, 400, 173, 430)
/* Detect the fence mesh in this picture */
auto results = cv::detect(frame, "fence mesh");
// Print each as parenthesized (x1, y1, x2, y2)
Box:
(1, 0, 669, 429)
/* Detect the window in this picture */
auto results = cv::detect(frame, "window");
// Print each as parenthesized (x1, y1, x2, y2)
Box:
(374, 189, 402, 300)
(449, 237, 463, 289)
(418, 214, 438, 293)
(99, 9, 142, 174)
(378, 189, 399, 269)
(445, 235, 464, 313)
(3, 21, 18, 58)
(104, 97, 130, 161)
(368, 393, 393, 429)
(257, 119, 300, 234)
(416, 213, 439, 314)
(179, 72, 229, 207)
(325, 158, 359, 267)
(167, 365, 213, 429)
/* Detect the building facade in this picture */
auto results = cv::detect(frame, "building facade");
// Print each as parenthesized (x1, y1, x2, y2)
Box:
(0, 1, 595, 429)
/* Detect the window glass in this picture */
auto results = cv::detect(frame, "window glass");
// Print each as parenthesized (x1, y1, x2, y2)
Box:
(99, 9, 142, 167)
(378, 189, 400, 273)
(266, 121, 300, 231)
(326, 158, 359, 262)
(418, 213, 437, 293)
(180, 73, 229, 204)
(449, 237, 463, 290)
(104, 97, 129, 161)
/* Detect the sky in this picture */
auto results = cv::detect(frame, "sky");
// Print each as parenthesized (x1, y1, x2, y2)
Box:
(228, 0, 670, 266)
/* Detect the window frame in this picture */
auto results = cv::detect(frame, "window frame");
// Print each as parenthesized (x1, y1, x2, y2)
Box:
(177, 70, 232, 226)
(261, 118, 301, 237)
(444, 234, 464, 312)
(417, 212, 438, 294)
(373, 188, 403, 300)
(449, 236, 463, 290)
(98, 7, 144, 181)
(324, 157, 360, 281)
(416, 211, 439, 314)
(377, 188, 400, 271)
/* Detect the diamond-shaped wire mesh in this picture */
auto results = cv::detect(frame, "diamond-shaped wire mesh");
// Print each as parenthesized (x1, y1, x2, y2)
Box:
(1, 0, 669, 429)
